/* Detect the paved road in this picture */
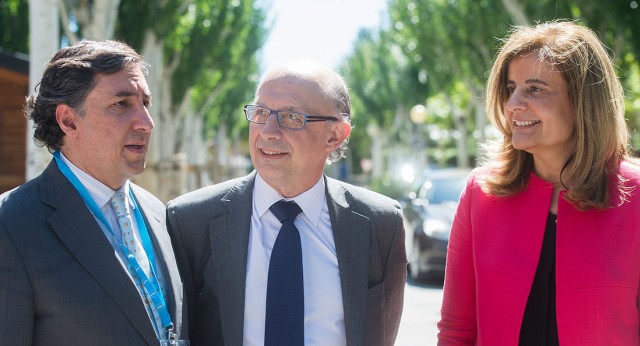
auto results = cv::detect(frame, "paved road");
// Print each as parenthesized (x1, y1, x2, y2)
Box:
(395, 279, 444, 345)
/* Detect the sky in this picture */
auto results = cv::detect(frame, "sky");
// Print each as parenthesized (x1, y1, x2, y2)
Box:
(258, 0, 389, 73)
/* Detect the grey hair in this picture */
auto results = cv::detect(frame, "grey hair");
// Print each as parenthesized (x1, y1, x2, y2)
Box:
(256, 59, 353, 164)
(325, 69, 352, 164)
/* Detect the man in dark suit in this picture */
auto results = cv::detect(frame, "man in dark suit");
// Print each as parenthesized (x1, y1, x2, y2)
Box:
(168, 60, 406, 346)
(0, 40, 186, 345)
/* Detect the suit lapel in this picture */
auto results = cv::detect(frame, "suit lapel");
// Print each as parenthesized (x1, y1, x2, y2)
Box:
(209, 173, 255, 346)
(203, 173, 370, 345)
(325, 177, 370, 346)
(41, 161, 159, 344)
(131, 184, 184, 338)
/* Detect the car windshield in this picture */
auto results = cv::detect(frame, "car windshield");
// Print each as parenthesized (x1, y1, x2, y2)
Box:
(420, 177, 467, 204)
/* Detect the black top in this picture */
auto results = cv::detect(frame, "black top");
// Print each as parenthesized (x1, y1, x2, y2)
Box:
(519, 212, 559, 346)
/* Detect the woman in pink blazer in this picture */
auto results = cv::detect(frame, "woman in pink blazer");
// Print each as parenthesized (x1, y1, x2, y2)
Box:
(438, 21, 640, 345)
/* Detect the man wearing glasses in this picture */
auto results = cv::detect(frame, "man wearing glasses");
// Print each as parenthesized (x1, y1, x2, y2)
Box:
(167, 60, 407, 346)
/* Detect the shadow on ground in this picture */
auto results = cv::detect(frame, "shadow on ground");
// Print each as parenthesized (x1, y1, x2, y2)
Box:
(406, 273, 444, 289)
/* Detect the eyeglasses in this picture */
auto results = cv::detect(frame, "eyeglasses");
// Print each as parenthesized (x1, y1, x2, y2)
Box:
(244, 104, 346, 130)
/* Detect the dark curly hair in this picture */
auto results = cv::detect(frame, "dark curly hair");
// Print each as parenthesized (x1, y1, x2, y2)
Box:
(25, 40, 148, 152)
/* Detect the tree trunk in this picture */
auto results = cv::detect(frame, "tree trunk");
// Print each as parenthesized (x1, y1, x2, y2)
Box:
(65, 0, 121, 40)
(134, 31, 164, 194)
(500, 0, 530, 26)
(366, 124, 386, 180)
(27, 0, 59, 180)
(85, 0, 121, 39)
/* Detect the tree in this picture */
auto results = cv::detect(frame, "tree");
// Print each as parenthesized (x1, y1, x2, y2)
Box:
(0, 0, 29, 52)
(387, 0, 512, 167)
(341, 28, 429, 189)
(530, 1, 640, 149)
(6, 0, 267, 199)
(58, 0, 121, 40)
(343, 0, 640, 180)
(114, 0, 267, 199)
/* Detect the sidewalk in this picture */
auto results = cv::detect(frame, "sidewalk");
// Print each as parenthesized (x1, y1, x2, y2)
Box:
(395, 281, 443, 345)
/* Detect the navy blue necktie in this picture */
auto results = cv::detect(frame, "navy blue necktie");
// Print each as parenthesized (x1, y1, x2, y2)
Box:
(265, 200, 304, 346)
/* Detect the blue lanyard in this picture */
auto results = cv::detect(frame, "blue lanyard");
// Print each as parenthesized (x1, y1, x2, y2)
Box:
(52, 151, 174, 338)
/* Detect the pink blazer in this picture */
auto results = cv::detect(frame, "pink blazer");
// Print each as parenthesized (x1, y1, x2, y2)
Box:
(437, 162, 640, 345)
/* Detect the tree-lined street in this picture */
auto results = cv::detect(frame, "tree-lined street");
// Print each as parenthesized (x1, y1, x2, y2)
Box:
(3, 1, 637, 201)
(1, 1, 639, 344)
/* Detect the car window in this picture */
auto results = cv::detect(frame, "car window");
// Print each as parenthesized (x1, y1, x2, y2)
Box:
(419, 177, 467, 204)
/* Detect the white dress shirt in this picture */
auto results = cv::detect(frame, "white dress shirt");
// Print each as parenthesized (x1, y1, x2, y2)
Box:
(243, 174, 346, 346)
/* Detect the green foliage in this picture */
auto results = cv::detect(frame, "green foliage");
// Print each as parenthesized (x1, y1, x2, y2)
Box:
(341, 0, 640, 175)
(193, 59, 261, 139)
(118, 0, 265, 103)
(341, 28, 429, 173)
(0, 0, 29, 53)
(521, 0, 640, 148)
(188, 1, 267, 136)
(4, 0, 266, 163)
(389, 0, 506, 95)
(116, 0, 267, 141)
(116, 1, 186, 50)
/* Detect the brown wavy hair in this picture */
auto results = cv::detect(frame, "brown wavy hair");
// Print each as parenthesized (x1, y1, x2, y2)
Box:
(25, 40, 148, 152)
(481, 21, 631, 210)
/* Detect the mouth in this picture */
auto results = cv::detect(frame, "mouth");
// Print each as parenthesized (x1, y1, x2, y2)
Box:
(261, 149, 287, 155)
(124, 144, 147, 154)
(513, 120, 540, 127)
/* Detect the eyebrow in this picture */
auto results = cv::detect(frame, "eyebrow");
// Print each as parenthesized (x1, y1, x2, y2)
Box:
(507, 78, 549, 86)
(525, 78, 549, 85)
(115, 90, 152, 99)
(255, 104, 301, 112)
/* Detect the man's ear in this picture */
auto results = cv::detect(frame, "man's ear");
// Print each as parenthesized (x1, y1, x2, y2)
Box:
(55, 104, 79, 137)
(326, 121, 352, 151)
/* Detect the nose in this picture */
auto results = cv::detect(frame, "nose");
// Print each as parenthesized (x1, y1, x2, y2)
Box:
(258, 112, 282, 140)
(505, 88, 526, 113)
(133, 104, 154, 132)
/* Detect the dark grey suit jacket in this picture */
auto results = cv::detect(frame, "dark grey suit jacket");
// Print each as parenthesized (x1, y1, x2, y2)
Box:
(167, 172, 407, 346)
(0, 160, 186, 345)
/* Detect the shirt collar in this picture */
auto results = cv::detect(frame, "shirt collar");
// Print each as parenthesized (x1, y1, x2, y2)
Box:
(60, 152, 131, 209)
(254, 173, 326, 227)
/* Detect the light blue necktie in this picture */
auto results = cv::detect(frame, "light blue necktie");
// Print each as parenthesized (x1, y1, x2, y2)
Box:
(110, 191, 163, 337)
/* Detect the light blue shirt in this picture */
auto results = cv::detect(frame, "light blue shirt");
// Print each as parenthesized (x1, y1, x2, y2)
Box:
(243, 174, 346, 346)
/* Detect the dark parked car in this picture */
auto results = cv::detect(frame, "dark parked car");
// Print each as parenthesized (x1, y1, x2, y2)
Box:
(402, 168, 471, 282)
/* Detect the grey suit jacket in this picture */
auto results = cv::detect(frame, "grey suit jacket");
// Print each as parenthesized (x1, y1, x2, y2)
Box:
(167, 172, 407, 346)
(0, 160, 186, 345)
